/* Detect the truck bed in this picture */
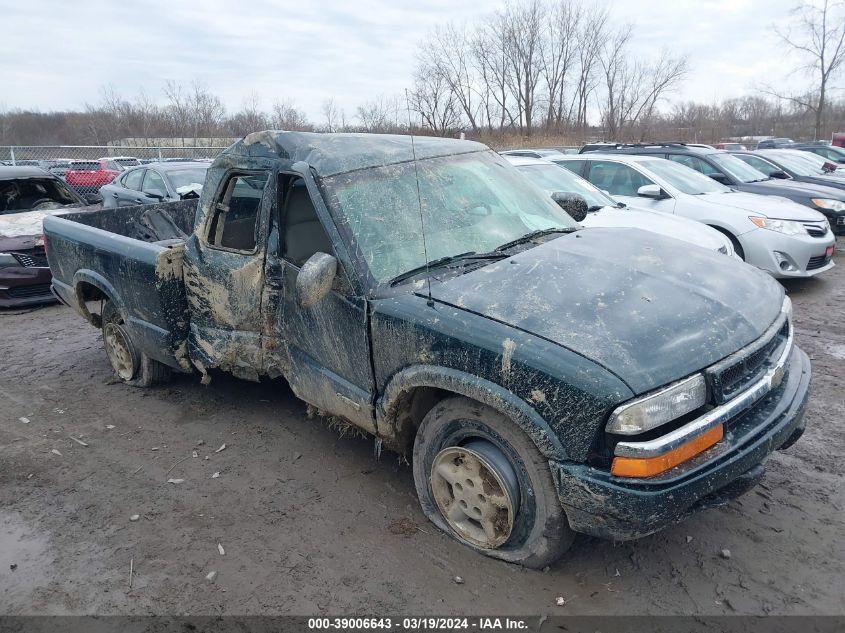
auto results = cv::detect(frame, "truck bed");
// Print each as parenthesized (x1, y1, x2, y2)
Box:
(43, 200, 198, 371)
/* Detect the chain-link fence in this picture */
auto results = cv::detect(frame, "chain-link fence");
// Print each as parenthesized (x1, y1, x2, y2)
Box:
(0, 145, 227, 197)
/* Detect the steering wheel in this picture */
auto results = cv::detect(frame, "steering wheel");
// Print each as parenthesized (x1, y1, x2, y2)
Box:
(30, 198, 58, 210)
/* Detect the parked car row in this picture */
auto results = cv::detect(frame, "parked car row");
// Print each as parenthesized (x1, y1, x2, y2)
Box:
(502, 143, 837, 278)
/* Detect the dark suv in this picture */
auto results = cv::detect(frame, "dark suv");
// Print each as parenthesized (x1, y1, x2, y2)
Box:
(757, 138, 795, 149)
(588, 143, 845, 227)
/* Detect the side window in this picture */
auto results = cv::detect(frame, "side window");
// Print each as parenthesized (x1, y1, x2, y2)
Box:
(207, 172, 270, 252)
(668, 154, 717, 175)
(282, 178, 334, 266)
(737, 155, 777, 176)
(556, 159, 585, 175)
(123, 169, 144, 190)
(586, 161, 653, 196)
(142, 170, 167, 195)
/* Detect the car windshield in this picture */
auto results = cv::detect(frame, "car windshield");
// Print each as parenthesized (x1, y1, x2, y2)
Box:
(709, 153, 768, 183)
(322, 150, 578, 285)
(766, 152, 831, 176)
(788, 150, 845, 172)
(514, 163, 616, 208)
(168, 167, 209, 190)
(0, 177, 81, 214)
(639, 159, 731, 194)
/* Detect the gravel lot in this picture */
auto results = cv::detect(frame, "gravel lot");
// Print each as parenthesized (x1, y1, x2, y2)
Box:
(1, 238, 843, 616)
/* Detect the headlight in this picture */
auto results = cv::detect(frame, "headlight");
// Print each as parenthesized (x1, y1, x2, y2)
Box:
(606, 374, 707, 435)
(811, 198, 845, 212)
(0, 253, 20, 267)
(749, 216, 806, 236)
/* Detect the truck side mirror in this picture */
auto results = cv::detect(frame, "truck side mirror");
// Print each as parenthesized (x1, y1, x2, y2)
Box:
(551, 191, 588, 222)
(296, 252, 337, 309)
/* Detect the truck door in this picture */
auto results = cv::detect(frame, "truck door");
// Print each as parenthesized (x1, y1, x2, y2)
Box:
(268, 175, 376, 433)
(182, 168, 273, 380)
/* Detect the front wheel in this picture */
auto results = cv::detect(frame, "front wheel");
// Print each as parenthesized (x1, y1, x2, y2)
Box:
(412, 396, 574, 568)
(102, 301, 171, 387)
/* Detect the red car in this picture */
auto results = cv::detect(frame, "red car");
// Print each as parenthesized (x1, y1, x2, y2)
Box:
(64, 159, 120, 196)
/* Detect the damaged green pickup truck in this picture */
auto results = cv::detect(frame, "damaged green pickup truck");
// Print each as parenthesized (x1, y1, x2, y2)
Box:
(44, 132, 810, 567)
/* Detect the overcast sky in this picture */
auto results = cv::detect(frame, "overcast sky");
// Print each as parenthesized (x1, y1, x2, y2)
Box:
(0, 0, 808, 122)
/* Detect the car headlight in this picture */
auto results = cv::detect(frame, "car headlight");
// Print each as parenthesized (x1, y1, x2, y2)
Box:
(606, 374, 707, 435)
(749, 216, 807, 236)
(0, 253, 20, 268)
(811, 198, 845, 212)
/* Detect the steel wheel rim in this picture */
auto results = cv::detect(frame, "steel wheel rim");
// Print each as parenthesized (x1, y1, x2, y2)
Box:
(430, 443, 518, 549)
(104, 323, 135, 381)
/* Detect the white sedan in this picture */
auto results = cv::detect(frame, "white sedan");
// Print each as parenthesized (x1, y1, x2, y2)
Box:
(503, 155, 736, 257)
(552, 153, 835, 278)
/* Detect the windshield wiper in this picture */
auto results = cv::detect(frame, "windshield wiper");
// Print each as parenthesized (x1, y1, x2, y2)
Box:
(494, 227, 576, 252)
(389, 251, 507, 286)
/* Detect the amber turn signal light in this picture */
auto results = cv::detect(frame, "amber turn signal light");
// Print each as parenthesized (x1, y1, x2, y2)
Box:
(611, 424, 724, 478)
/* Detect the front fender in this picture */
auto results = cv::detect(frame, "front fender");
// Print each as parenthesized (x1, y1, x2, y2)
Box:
(377, 364, 567, 461)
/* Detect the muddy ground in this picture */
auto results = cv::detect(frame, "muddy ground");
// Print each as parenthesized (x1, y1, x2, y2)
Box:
(1, 240, 843, 616)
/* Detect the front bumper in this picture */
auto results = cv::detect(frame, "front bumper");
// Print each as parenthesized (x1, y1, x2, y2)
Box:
(0, 266, 56, 308)
(553, 345, 810, 541)
(741, 227, 835, 278)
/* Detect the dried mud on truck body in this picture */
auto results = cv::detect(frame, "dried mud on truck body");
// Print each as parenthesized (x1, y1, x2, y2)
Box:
(42, 131, 812, 568)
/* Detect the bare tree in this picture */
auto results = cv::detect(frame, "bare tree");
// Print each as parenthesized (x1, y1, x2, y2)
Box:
(572, 8, 609, 132)
(410, 64, 462, 135)
(420, 24, 481, 132)
(473, 13, 517, 132)
(228, 92, 268, 136)
(356, 95, 398, 132)
(770, 0, 845, 139)
(322, 98, 339, 132)
(270, 100, 311, 130)
(629, 52, 690, 140)
(539, 0, 581, 131)
(489, 0, 546, 135)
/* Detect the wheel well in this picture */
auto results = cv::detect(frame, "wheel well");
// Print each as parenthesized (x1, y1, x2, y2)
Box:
(707, 225, 744, 258)
(74, 281, 109, 327)
(386, 386, 450, 455)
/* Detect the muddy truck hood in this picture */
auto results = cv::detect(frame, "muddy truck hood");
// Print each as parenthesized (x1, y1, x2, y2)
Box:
(428, 227, 784, 395)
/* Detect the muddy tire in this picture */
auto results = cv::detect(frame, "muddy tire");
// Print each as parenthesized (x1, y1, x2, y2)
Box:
(102, 301, 171, 388)
(412, 396, 574, 568)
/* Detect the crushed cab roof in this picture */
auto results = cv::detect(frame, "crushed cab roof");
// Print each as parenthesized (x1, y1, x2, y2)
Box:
(220, 131, 488, 177)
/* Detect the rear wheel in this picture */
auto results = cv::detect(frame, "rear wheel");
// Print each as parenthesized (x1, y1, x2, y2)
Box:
(412, 396, 574, 568)
(102, 301, 171, 387)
